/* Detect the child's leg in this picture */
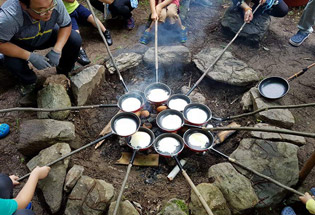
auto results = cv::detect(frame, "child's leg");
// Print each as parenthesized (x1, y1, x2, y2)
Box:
(0, 174, 14, 199)
(13, 209, 35, 215)
(165, 3, 179, 25)
(87, 14, 106, 32)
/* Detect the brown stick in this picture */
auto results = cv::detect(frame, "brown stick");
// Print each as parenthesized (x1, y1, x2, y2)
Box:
(155, 19, 159, 82)
(298, 151, 315, 184)
(287, 62, 315, 81)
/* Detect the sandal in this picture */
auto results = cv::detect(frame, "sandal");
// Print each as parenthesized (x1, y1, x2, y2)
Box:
(281, 206, 296, 215)
(0, 123, 10, 138)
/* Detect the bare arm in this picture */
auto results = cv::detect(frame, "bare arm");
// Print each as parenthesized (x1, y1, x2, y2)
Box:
(0, 42, 30, 60)
(150, 0, 157, 20)
(14, 166, 50, 210)
(156, 0, 172, 9)
(53, 25, 72, 53)
(95, 0, 114, 4)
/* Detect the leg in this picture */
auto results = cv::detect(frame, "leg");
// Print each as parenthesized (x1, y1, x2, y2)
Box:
(87, 14, 106, 32)
(298, 0, 315, 33)
(159, 8, 167, 23)
(109, 0, 133, 19)
(0, 174, 14, 199)
(166, 4, 179, 25)
(13, 210, 35, 215)
(267, 0, 288, 17)
(89, 0, 104, 13)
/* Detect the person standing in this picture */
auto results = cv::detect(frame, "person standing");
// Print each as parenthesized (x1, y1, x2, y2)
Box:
(0, 0, 82, 96)
(289, 0, 315, 46)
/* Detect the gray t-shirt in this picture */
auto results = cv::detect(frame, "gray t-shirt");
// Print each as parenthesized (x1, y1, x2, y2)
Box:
(0, 0, 71, 47)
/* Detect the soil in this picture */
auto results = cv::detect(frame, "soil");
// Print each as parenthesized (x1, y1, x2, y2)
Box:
(0, 1, 314, 215)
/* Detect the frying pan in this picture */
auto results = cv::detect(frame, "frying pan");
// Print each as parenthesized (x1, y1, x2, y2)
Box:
(167, 94, 191, 112)
(183, 103, 212, 126)
(113, 127, 155, 215)
(183, 128, 214, 152)
(117, 92, 145, 112)
(110, 112, 141, 137)
(144, 82, 171, 104)
(153, 133, 214, 215)
(156, 109, 185, 132)
(183, 128, 304, 196)
(258, 63, 315, 99)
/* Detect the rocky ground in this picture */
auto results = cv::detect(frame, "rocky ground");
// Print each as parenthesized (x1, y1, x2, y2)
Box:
(0, 0, 314, 215)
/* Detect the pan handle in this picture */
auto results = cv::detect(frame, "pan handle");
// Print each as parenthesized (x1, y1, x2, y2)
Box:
(287, 62, 315, 82)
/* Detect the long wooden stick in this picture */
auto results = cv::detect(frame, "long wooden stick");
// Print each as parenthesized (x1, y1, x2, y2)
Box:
(155, 19, 159, 83)
(210, 148, 304, 196)
(186, 5, 261, 96)
(287, 62, 315, 81)
(206, 126, 315, 138)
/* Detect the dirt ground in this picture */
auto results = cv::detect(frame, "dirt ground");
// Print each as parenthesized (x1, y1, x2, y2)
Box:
(0, 1, 314, 215)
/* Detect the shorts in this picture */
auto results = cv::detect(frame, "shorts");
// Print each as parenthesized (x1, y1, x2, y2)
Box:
(159, 3, 179, 24)
(69, 4, 92, 31)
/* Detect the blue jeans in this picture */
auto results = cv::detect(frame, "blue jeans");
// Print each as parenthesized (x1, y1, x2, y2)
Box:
(0, 174, 35, 215)
(298, 0, 315, 33)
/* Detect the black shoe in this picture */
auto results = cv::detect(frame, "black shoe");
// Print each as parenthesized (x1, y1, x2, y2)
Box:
(103, 30, 113, 46)
(77, 48, 91, 66)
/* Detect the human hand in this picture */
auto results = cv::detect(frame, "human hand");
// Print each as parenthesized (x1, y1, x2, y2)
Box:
(9, 175, 19, 186)
(299, 192, 315, 205)
(45, 49, 61, 67)
(155, 5, 162, 17)
(28, 52, 51, 70)
(31, 166, 51, 180)
(259, 0, 266, 4)
(151, 11, 158, 20)
(244, 8, 253, 23)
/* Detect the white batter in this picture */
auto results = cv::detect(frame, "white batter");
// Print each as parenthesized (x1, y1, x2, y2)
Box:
(188, 133, 209, 149)
(168, 98, 188, 111)
(161, 114, 182, 130)
(114, 118, 137, 136)
(121, 97, 141, 112)
(158, 137, 180, 154)
(187, 108, 208, 124)
(130, 131, 151, 149)
(147, 89, 169, 102)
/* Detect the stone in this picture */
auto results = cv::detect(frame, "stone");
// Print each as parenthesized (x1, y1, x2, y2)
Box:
(108, 200, 140, 215)
(37, 84, 71, 120)
(191, 0, 213, 6)
(221, 7, 271, 43)
(250, 87, 295, 128)
(189, 183, 231, 215)
(70, 65, 105, 105)
(144, 46, 191, 67)
(105, 52, 142, 74)
(230, 138, 299, 207)
(157, 198, 188, 215)
(193, 47, 262, 86)
(181, 86, 206, 104)
(43, 74, 70, 90)
(208, 162, 259, 214)
(240, 90, 253, 112)
(64, 165, 85, 193)
(65, 175, 115, 215)
(27, 143, 71, 214)
(251, 123, 306, 146)
(18, 119, 75, 156)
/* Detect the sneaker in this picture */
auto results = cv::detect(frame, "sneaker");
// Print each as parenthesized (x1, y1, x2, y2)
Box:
(77, 48, 91, 66)
(19, 83, 36, 96)
(180, 27, 187, 43)
(126, 16, 135, 30)
(139, 30, 152, 45)
(103, 30, 113, 46)
(281, 206, 296, 215)
(289, 30, 310, 47)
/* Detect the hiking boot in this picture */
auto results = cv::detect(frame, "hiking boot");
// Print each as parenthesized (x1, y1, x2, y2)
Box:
(180, 27, 187, 43)
(77, 47, 91, 66)
(289, 30, 310, 47)
(139, 30, 152, 45)
(103, 30, 113, 46)
(126, 16, 135, 30)
(19, 83, 36, 96)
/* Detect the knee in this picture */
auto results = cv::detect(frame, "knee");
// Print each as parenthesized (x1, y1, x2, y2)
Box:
(276, 1, 289, 17)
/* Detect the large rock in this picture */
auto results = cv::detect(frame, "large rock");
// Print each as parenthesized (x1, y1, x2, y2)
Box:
(65, 175, 115, 215)
(64, 165, 84, 193)
(18, 119, 75, 156)
(181, 86, 206, 104)
(105, 52, 142, 74)
(230, 138, 299, 208)
(221, 7, 271, 43)
(189, 183, 231, 215)
(250, 87, 295, 128)
(37, 84, 71, 120)
(43, 74, 70, 90)
(251, 123, 306, 146)
(193, 47, 262, 86)
(70, 65, 105, 105)
(108, 200, 140, 215)
(208, 163, 259, 214)
(240, 90, 253, 112)
(144, 46, 191, 67)
(158, 198, 188, 215)
(27, 143, 71, 214)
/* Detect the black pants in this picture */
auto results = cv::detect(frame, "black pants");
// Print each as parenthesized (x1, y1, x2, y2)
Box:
(4, 27, 82, 85)
(0, 174, 35, 215)
(90, 0, 133, 19)
(253, 0, 288, 17)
